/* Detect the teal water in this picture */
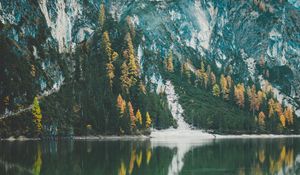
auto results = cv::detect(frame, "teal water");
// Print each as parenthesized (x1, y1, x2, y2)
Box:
(0, 138, 300, 175)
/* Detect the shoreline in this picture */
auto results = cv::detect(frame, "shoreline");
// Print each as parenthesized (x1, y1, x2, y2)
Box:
(2, 134, 300, 141)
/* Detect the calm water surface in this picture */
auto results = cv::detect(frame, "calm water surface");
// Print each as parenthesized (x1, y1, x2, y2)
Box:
(0, 138, 300, 175)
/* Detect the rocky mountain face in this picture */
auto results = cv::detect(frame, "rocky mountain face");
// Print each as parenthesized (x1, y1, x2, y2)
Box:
(1, 0, 299, 117)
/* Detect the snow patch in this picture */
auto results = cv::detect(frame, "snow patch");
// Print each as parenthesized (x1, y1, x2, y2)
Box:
(137, 45, 143, 71)
(32, 46, 39, 59)
(245, 58, 256, 80)
(164, 81, 190, 130)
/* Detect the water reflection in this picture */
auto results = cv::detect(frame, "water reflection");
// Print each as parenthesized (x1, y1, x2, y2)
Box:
(0, 138, 300, 175)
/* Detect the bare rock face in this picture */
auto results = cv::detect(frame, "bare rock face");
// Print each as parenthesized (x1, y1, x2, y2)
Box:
(0, 0, 299, 114)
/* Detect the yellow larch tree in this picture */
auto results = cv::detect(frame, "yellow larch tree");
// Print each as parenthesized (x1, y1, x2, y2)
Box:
(165, 50, 174, 72)
(280, 114, 286, 127)
(145, 112, 152, 128)
(234, 83, 245, 108)
(99, 3, 105, 28)
(125, 33, 139, 87)
(284, 106, 294, 125)
(220, 74, 229, 100)
(210, 72, 216, 86)
(136, 109, 142, 126)
(268, 99, 275, 118)
(212, 84, 220, 97)
(32, 97, 42, 134)
(128, 102, 136, 129)
(120, 62, 131, 94)
(258, 111, 266, 127)
(117, 94, 126, 115)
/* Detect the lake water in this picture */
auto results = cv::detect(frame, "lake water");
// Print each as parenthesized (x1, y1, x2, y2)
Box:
(0, 138, 300, 175)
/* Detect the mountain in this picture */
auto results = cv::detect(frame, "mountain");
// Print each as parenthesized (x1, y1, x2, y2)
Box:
(0, 0, 299, 137)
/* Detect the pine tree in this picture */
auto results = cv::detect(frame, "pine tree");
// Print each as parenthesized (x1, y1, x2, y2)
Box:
(106, 62, 115, 89)
(145, 112, 152, 128)
(284, 106, 294, 125)
(234, 83, 245, 108)
(210, 72, 216, 86)
(248, 85, 258, 114)
(99, 3, 105, 28)
(258, 111, 266, 128)
(128, 102, 136, 130)
(126, 16, 136, 38)
(183, 63, 191, 82)
(32, 97, 42, 134)
(117, 94, 126, 115)
(102, 31, 118, 90)
(136, 109, 142, 126)
(125, 33, 139, 87)
(220, 74, 229, 100)
(212, 84, 220, 97)
(280, 114, 286, 127)
(165, 50, 174, 72)
(120, 62, 131, 94)
(102, 32, 112, 59)
(275, 102, 283, 117)
(268, 99, 275, 118)
(139, 81, 147, 95)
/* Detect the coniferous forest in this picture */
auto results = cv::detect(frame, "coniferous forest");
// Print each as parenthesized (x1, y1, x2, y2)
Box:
(0, 2, 299, 138)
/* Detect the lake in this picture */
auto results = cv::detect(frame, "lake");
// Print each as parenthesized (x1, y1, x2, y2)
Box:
(0, 138, 300, 175)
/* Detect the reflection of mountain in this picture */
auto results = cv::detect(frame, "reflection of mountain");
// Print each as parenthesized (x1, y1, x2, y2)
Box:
(151, 138, 214, 175)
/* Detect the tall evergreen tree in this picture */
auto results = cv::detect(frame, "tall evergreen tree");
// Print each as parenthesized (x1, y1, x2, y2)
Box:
(128, 102, 136, 130)
(120, 62, 131, 94)
(165, 50, 174, 72)
(126, 33, 139, 87)
(234, 83, 245, 108)
(99, 3, 105, 28)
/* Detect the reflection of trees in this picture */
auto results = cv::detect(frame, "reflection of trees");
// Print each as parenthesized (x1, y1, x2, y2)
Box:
(146, 148, 151, 165)
(118, 160, 126, 175)
(118, 146, 152, 175)
(254, 145, 295, 175)
(33, 144, 42, 175)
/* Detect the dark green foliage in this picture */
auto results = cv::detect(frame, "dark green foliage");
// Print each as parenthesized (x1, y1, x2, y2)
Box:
(166, 73, 256, 134)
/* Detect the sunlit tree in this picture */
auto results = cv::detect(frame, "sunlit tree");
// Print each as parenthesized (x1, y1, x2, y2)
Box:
(280, 114, 286, 127)
(145, 112, 152, 128)
(120, 62, 131, 94)
(220, 74, 229, 100)
(284, 106, 294, 125)
(234, 83, 245, 108)
(128, 102, 136, 129)
(258, 111, 266, 128)
(125, 33, 139, 87)
(165, 50, 174, 72)
(139, 81, 147, 95)
(117, 94, 126, 115)
(268, 99, 275, 118)
(212, 84, 220, 97)
(99, 3, 105, 28)
(32, 97, 42, 134)
(136, 109, 142, 126)
(210, 72, 216, 86)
